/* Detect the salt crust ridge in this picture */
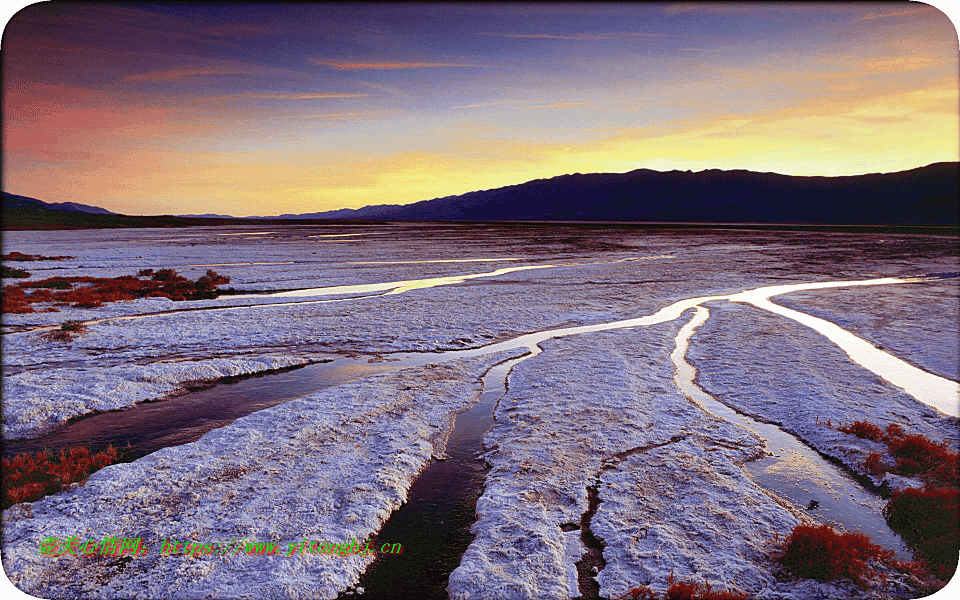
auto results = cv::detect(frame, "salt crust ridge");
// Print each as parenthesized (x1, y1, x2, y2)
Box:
(450, 314, 945, 600)
(2, 351, 520, 599)
(449, 325, 802, 599)
(3, 355, 310, 439)
(689, 301, 960, 486)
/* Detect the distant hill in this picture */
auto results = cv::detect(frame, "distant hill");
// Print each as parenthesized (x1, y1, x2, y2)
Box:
(4, 163, 958, 229)
(298, 162, 959, 225)
(2, 193, 118, 215)
(0, 191, 374, 230)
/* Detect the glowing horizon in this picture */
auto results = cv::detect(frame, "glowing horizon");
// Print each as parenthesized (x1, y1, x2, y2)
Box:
(2, 2, 958, 216)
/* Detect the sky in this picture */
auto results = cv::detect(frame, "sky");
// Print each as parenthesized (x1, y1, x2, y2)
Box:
(2, 2, 958, 216)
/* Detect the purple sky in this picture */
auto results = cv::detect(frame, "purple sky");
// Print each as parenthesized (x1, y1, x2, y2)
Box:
(2, 2, 958, 216)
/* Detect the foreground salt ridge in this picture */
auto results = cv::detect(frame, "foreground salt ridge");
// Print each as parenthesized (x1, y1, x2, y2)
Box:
(1, 352, 522, 600)
(449, 326, 841, 600)
(451, 296, 927, 599)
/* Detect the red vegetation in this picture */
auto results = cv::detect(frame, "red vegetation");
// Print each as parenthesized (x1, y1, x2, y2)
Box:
(3, 252, 74, 261)
(837, 420, 886, 442)
(775, 524, 893, 588)
(835, 420, 958, 488)
(614, 576, 749, 600)
(831, 420, 958, 584)
(2, 446, 122, 509)
(864, 452, 888, 477)
(45, 320, 87, 342)
(887, 434, 959, 486)
(884, 488, 960, 581)
(1, 269, 230, 313)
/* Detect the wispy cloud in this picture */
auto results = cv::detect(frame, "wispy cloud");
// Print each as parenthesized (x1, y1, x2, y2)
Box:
(452, 99, 519, 109)
(452, 99, 589, 110)
(479, 31, 680, 40)
(307, 58, 484, 70)
(856, 9, 924, 21)
(533, 101, 590, 109)
(200, 24, 289, 37)
(122, 68, 253, 83)
(278, 112, 371, 119)
(198, 92, 369, 102)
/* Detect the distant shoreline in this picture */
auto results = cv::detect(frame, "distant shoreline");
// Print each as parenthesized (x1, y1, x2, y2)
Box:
(3, 219, 958, 235)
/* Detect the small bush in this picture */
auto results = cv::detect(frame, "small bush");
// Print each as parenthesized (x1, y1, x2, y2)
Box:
(864, 452, 888, 477)
(775, 524, 893, 588)
(1, 265, 31, 278)
(884, 488, 959, 581)
(152, 268, 178, 281)
(1, 285, 34, 313)
(613, 578, 748, 600)
(2, 445, 121, 509)
(617, 586, 657, 600)
(888, 435, 958, 486)
(886, 423, 904, 439)
(60, 320, 86, 332)
(837, 421, 886, 442)
(45, 320, 88, 342)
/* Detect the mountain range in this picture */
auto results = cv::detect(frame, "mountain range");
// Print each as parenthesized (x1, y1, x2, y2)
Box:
(4, 162, 958, 229)
(276, 162, 958, 224)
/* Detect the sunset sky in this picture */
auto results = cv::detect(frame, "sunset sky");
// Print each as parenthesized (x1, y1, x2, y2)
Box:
(2, 2, 958, 216)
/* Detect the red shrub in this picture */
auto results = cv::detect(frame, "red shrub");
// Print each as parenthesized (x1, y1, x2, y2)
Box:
(152, 268, 179, 281)
(26, 277, 72, 289)
(620, 586, 657, 600)
(837, 421, 886, 442)
(886, 424, 904, 439)
(884, 488, 959, 581)
(1, 285, 34, 313)
(3, 252, 73, 261)
(864, 452, 888, 477)
(660, 574, 749, 600)
(888, 435, 958, 487)
(2, 445, 121, 509)
(3, 269, 231, 312)
(775, 524, 893, 587)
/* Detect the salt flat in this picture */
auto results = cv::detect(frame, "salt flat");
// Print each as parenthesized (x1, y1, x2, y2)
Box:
(2, 224, 957, 599)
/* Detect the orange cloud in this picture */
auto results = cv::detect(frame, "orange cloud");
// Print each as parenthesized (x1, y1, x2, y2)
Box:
(856, 9, 925, 21)
(479, 31, 680, 40)
(307, 58, 483, 70)
(196, 92, 369, 102)
(277, 112, 372, 119)
(121, 68, 254, 83)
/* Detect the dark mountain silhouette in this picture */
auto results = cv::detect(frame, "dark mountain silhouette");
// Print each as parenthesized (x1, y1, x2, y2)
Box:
(298, 162, 958, 225)
(4, 163, 957, 229)
(0, 192, 373, 230)
(2, 193, 118, 215)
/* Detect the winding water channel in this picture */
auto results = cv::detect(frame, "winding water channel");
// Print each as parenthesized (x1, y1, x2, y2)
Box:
(9, 275, 956, 595)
